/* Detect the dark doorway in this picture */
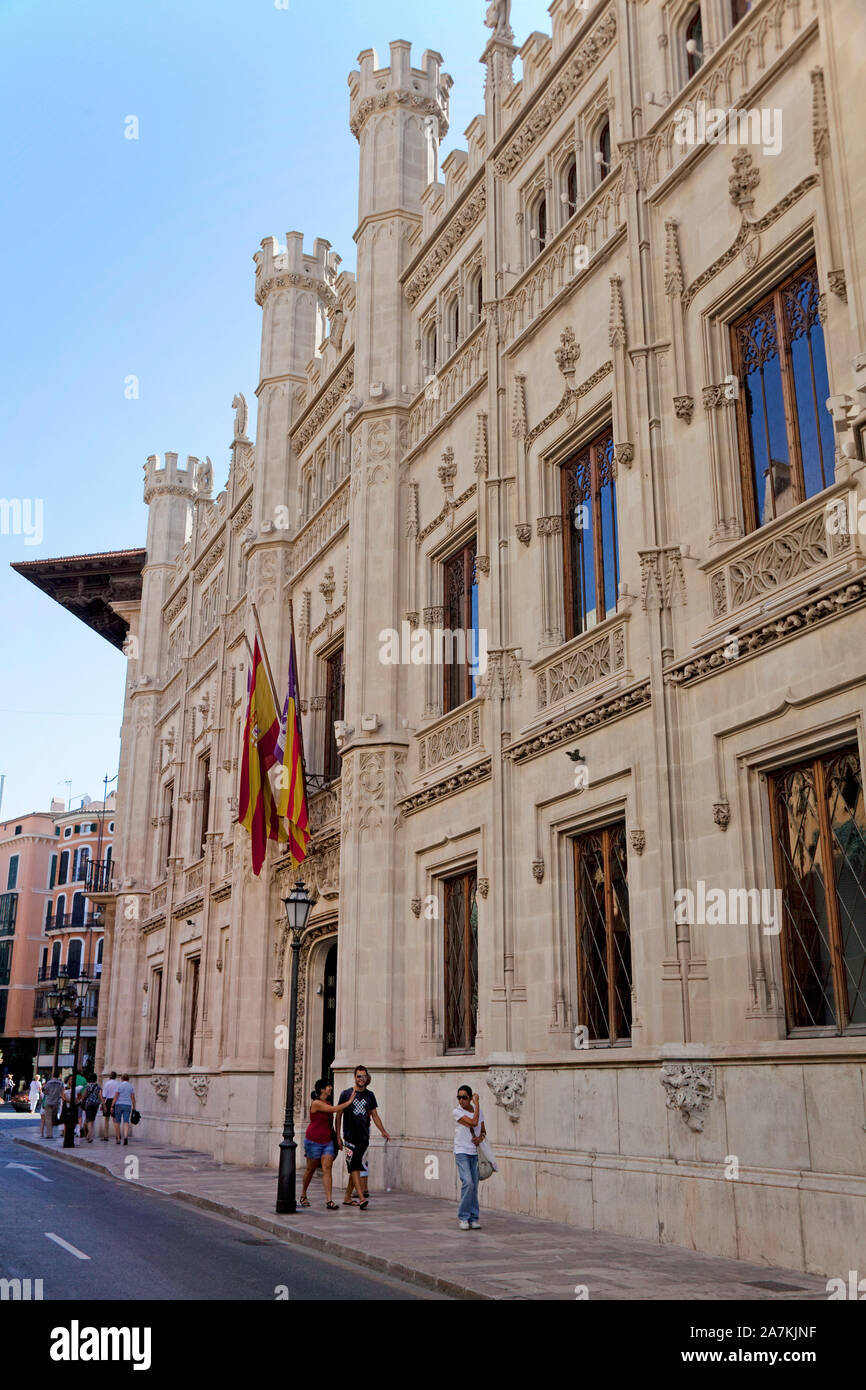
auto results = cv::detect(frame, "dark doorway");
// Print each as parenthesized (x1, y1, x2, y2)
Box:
(320, 943, 338, 1082)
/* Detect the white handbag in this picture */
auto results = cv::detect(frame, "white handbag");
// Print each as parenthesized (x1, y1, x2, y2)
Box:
(477, 1138, 498, 1181)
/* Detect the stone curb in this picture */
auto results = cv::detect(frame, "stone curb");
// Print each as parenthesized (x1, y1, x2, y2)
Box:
(13, 1136, 489, 1301)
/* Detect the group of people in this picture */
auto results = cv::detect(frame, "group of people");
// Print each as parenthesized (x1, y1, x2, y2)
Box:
(300, 1065, 490, 1228)
(1, 1069, 137, 1145)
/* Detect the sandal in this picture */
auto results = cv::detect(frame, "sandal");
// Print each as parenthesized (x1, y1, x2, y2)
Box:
(342, 1198, 358, 1206)
(298, 1197, 310, 1208)
(326, 1201, 339, 1210)
(359, 1200, 369, 1210)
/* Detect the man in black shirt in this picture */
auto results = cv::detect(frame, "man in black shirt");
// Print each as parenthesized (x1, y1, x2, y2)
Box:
(335, 1066, 390, 1209)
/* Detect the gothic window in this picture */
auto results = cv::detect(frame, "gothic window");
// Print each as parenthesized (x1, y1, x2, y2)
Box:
(162, 781, 174, 870)
(563, 155, 579, 220)
(146, 966, 162, 1066)
(185, 956, 201, 1067)
(595, 121, 612, 184)
(444, 870, 478, 1051)
(561, 426, 620, 639)
(423, 322, 439, 378)
(573, 823, 631, 1043)
(198, 754, 211, 857)
(685, 6, 703, 77)
(443, 538, 479, 714)
(531, 192, 548, 256)
(323, 646, 345, 783)
(769, 746, 866, 1035)
(445, 295, 460, 358)
(731, 258, 834, 532)
(474, 271, 484, 324)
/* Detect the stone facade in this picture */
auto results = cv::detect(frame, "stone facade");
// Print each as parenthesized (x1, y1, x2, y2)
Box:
(68, 0, 866, 1276)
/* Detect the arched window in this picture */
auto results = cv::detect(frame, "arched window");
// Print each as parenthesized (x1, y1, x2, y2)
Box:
(303, 473, 313, 518)
(71, 892, 85, 927)
(424, 322, 439, 377)
(445, 296, 460, 358)
(45, 900, 53, 929)
(50, 941, 61, 978)
(55, 895, 66, 928)
(564, 156, 578, 220)
(685, 6, 703, 78)
(595, 120, 612, 185)
(58, 850, 69, 885)
(67, 939, 83, 978)
(96, 938, 104, 974)
(475, 272, 483, 322)
(532, 194, 548, 255)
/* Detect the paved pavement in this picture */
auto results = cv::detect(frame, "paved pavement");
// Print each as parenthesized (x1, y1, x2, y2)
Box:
(9, 1119, 829, 1301)
(0, 1119, 436, 1301)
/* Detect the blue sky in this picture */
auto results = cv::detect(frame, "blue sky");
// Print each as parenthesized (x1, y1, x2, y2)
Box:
(0, 0, 549, 820)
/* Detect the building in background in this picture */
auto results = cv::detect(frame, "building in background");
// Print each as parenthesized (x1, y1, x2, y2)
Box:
(14, 0, 866, 1276)
(0, 808, 57, 1081)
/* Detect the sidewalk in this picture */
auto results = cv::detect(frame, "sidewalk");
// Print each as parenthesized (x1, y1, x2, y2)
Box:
(14, 1131, 828, 1301)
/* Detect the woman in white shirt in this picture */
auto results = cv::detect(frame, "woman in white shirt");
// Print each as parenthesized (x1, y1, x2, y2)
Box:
(28, 1077, 42, 1113)
(453, 1085, 485, 1230)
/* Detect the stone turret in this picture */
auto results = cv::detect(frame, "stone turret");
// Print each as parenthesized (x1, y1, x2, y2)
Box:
(143, 452, 197, 566)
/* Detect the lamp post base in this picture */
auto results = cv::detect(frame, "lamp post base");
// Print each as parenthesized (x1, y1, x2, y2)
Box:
(275, 1138, 298, 1214)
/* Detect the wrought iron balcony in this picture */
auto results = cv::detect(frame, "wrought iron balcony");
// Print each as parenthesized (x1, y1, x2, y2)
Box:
(86, 859, 115, 894)
(45, 912, 101, 932)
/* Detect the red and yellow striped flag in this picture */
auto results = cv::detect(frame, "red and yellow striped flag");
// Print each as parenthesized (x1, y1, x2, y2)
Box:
(273, 632, 310, 869)
(238, 638, 283, 877)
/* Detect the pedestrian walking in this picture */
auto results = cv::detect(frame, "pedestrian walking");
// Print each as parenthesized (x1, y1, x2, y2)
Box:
(101, 1072, 119, 1140)
(81, 1077, 102, 1142)
(2, 1074, 12, 1103)
(453, 1085, 485, 1231)
(334, 1066, 390, 1210)
(299, 1080, 357, 1210)
(60, 1075, 78, 1148)
(28, 1076, 42, 1113)
(41, 1072, 64, 1138)
(112, 1074, 136, 1145)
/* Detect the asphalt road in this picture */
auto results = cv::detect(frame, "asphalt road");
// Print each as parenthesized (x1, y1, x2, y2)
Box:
(0, 1117, 440, 1301)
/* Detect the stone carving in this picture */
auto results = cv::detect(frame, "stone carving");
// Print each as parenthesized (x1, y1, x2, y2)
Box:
(189, 1074, 210, 1106)
(526, 362, 614, 448)
(484, 0, 512, 41)
(660, 1062, 715, 1133)
(639, 548, 686, 611)
(506, 680, 651, 764)
(713, 801, 732, 831)
(674, 395, 695, 424)
(474, 413, 489, 476)
(614, 443, 634, 469)
(536, 625, 625, 710)
(399, 759, 493, 817)
(536, 515, 562, 537)
(411, 898, 422, 918)
(494, 12, 617, 180)
(477, 879, 489, 899)
(554, 328, 581, 385)
(273, 979, 285, 999)
(810, 66, 830, 162)
(232, 392, 249, 442)
(194, 457, 213, 496)
(515, 524, 532, 546)
(669, 577, 866, 687)
(531, 859, 545, 883)
(608, 276, 626, 348)
(720, 508, 847, 612)
(292, 359, 355, 452)
(487, 1066, 527, 1123)
(320, 567, 336, 606)
(329, 302, 346, 352)
(729, 150, 760, 215)
(150, 1075, 170, 1101)
(828, 269, 847, 302)
(511, 374, 528, 439)
(418, 706, 481, 773)
(629, 829, 646, 856)
(405, 186, 487, 307)
(664, 219, 684, 296)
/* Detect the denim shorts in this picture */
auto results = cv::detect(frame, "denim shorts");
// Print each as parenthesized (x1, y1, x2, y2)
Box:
(114, 1104, 132, 1123)
(304, 1139, 335, 1159)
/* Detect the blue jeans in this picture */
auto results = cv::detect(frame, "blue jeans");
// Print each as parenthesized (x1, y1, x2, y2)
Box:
(455, 1153, 479, 1223)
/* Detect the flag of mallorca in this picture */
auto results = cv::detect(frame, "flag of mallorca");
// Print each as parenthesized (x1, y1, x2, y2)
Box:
(239, 638, 282, 876)
(274, 632, 311, 869)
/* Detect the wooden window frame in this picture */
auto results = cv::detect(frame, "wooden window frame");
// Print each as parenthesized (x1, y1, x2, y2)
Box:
(731, 256, 830, 534)
(560, 424, 619, 641)
(572, 822, 632, 1045)
(768, 746, 866, 1037)
(443, 870, 478, 1052)
(323, 646, 345, 784)
(442, 538, 478, 715)
(185, 956, 201, 1068)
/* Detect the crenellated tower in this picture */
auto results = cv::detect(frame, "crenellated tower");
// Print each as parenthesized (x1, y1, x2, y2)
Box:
(335, 43, 451, 1072)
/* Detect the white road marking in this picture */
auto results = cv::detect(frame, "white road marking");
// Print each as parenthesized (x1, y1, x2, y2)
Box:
(44, 1233, 90, 1260)
(5, 1162, 52, 1182)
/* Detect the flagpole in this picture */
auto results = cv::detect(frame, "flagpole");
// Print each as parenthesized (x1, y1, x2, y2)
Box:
(288, 598, 312, 796)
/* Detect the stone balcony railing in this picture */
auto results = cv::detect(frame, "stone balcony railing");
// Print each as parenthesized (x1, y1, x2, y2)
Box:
(642, 0, 816, 194)
(309, 783, 342, 835)
(407, 322, 488, 452)
(704, 486, 861, 629)
(501, 172, 626, 349)
(291, 480, 350, 579)
(416, 699, 484, 778)
(534, 615, 629, 714)
(150, 883, 168, 914)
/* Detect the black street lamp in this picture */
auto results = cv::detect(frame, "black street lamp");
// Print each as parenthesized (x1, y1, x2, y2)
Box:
(70, 977, 92, 1091)
(47, 975, 74, 1075)
(275, 880, 313, 1215)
